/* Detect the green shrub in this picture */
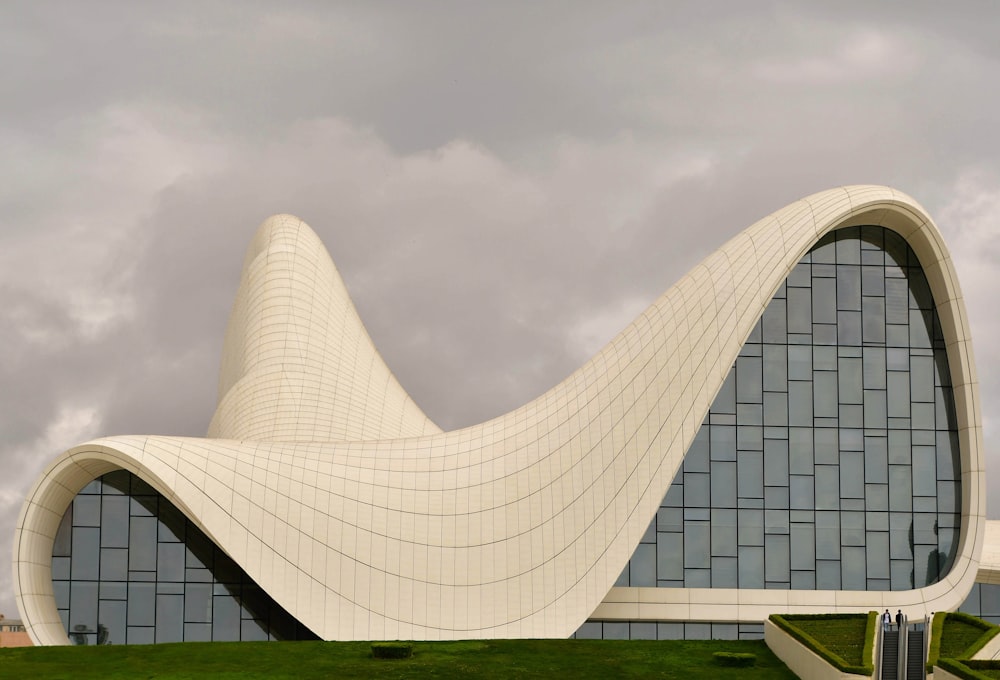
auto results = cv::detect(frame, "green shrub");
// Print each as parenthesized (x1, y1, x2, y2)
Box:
(371, 642, 413, 659)
(769, 613, 874, 676)
(928, 611, 1000, 671)
(927, 611, 948, 672)
(712, 651, 756, 667)
(936, 657, 997, 680)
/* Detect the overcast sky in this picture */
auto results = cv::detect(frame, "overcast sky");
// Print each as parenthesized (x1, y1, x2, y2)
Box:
(3, 2, 1000, 618)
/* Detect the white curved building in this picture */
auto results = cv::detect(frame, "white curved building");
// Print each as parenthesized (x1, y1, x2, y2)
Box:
(13, 185, 993, 645)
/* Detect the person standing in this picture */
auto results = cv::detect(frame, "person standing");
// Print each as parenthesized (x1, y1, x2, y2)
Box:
(896, 609, 903, 630)
(883, 609, 892, 631)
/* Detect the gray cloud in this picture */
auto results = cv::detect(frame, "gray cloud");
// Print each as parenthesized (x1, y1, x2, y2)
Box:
(3, 2, 1000, 617)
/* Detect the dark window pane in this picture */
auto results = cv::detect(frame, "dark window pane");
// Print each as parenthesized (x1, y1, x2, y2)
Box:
(128, 517, 157, 572)
(684, 522, 710, 569)
(98, 599, 126, 645)
(787, 288, 812, 334)
(738, 546, 764, 588)
(838, 357, 863, 404)
(737, 452, 763, 499)
(812, 277, 837, 324)
(73, 496, 101, 528)
(862, 297, 886, 344)
(765, 534, 790, 582)
(762, 298, 787, 343)
(837, 265, 862, 311)
(630, 544, 655, 587)
(71, 528, 100, 581)
(99, 496, 129, 548)
(127, 582, 155, 627)
(710, 462, 737, 507)
(100, 548, 127, 581)
(737, 357, 762, 403)
(657, 533, 684, 580)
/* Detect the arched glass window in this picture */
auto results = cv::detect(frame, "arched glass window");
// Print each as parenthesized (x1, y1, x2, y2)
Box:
(616, 226, 960, 591)
(52, 470, 318, 645)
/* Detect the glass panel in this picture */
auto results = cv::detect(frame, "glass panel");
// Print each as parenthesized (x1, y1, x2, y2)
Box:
(73, 496, 101, 527)
(712, 509, 738, 558)
(886, 278, 909, 323)
(128, 517, 157, 572)
(838, 311, 862, 345)
(98, 600, 126, 645)
(684, 428, 710, 472)
(788, 346, 811, 379)
(862, 297, 886, 344)
(838, 357, 863, 404)
(862, 266, 885, 295)
(737, 452, 763, 499)
(787, 288, 812, 334)
(762, 299, 787, 343)
(910, 308, 933, 348)
(788, 381, 812, 426)
(842, 546, 866, 590)
(710, 425, 736, 461)
(100, 548, 128, 581)
(763, 345, 787, 392)
(127, 582, 155, 627)
(837, 265, 862, 311)
(864, 390, 887, 428)
(714, 372, 736, 414)
(630, 544, 655, 587)
(738, 546, 764, 588)
(812, 277, 837, 324)
(764, 535, 790, 584)
(656, 533, 683, 581)
(684, 522, 710, 569)
(864, 436, 888, 484)
(710, 462, 737, 508)
(71, 528, 100, 581)
(100, 496, 129, 548)
(737, 357, 762, 404)
(790, 524, 815, 570)
(603, 622, 629, 640)
(155, 594, 184, 643)
(213, 591, 241, 642)
(839, 452, 864, 499)
(738, 509, 764, 546)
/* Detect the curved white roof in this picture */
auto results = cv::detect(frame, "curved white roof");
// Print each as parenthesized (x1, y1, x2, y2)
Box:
(14, 185, 986, 643)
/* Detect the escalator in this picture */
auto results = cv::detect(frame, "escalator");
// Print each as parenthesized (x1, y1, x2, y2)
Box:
(905, 628, 925, 680)
(879, 615, 927, 680)
(881, 629, 900, 680)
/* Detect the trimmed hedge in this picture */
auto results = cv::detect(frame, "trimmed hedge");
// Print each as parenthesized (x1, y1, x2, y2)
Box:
(769, 612, 875, 676)
(712, 651, 756, 667)
(928, 611, 948, 671)
(936, 657, 997, 680)
(371, 642, 413, 659)
(928, 611, 1000, 671)
(955, 613, 1000, 659)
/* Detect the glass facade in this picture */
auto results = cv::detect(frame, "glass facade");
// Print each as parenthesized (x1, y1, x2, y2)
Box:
(572, 620, 765, 641)
(52, 470, 318, 645)
(959, 584, 1000, 625)
(615, 226, 961, 592)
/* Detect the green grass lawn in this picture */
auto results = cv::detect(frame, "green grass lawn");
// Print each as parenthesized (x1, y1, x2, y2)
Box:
(940, 616, 992, 659)
(0, 639, 798, 679)
(790, 616, 868, 667)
